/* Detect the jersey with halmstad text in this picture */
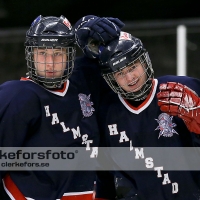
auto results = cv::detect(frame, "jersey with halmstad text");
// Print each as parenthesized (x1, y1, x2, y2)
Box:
(96, 75, 200, 200)
(0, 56, 100, 200)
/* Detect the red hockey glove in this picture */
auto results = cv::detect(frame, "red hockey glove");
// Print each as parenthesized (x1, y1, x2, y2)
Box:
(157, 82, 200, 134)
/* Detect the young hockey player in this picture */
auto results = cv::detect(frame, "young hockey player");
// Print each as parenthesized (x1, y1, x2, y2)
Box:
(75, 19, 200, 199)
(96, 32, 200, 200)
(0, 14, 124, 200)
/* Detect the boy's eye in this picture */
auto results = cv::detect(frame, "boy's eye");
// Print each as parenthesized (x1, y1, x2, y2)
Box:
(54, 52, 62, 56)
(38, 52, 46, 55)
(128, 65, 136, 72)
(115, 72, 125, 79)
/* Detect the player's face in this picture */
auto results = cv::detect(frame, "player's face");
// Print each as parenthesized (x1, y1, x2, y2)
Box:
(113, 60, 147, 92)
(33, 48, 67, 78)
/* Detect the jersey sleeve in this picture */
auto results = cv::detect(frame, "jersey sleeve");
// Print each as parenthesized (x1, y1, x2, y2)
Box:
(0, 84, 41, 187)
(0, 87, 41, 147)
(72, 56, 111, 111)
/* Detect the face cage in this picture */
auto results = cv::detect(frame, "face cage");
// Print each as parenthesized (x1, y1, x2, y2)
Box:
(102, 52, 154, 101)
(25, 46, 76, 88)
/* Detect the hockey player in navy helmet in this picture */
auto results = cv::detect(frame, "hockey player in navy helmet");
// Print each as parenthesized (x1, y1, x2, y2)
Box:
(0, 14, 126, 200)
(99, 31, 154, 102)
(74, 24, 200, 199)
(25, 15, 76, 89)
(0, 15, 101, 200)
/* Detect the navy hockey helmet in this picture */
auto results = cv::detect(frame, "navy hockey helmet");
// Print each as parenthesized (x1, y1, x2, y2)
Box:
(25, 15, 76, 88)
(99, 32, 154, 101)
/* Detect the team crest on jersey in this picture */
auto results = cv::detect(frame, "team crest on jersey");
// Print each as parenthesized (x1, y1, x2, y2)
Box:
(155, 113, 178, 139)
(78, 93, 95, 117)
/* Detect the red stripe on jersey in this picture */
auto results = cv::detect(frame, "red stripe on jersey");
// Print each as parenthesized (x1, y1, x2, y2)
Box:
(20, 77, 68, 93)
(3, 174, 26, 200)
(20, 77, 30, 81)
(3, 174, 94, 200)
(51, 81, 67, 93)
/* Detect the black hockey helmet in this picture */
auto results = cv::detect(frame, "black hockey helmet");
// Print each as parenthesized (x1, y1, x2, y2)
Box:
(25, 15, 76, 88)
(99, 32, 154, 101)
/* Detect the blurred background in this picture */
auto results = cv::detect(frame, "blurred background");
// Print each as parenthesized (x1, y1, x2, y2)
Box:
(0, 0, 200, 83)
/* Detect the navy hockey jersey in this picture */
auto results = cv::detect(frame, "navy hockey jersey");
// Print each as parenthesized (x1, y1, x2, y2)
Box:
(96, 75, 200, 200)
(0, 56, 101, 200)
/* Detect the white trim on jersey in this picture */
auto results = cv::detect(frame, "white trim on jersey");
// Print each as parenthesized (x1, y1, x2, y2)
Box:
(47, 80, 69, 97)
(21, 78, 70, 97)
(118, 79, 158, 114)
(62, 191, 93, 196)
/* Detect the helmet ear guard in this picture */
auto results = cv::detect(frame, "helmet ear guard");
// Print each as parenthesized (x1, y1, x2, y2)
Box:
(25, 15, 76, 88)
(99, 32, 154, 101)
